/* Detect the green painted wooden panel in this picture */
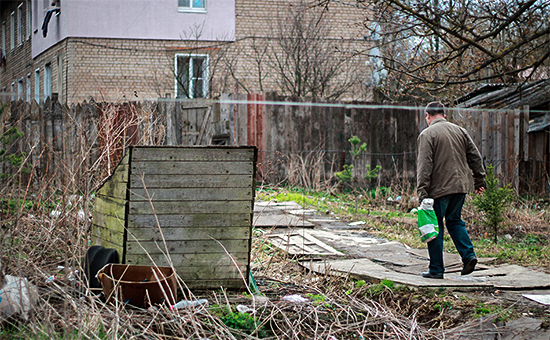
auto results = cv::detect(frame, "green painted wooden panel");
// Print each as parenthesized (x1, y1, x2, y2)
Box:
(90, 237, 124, 260)
(97, 165, 129, 192)
(131, 146, 255, 162)
(130, 174, 253, 189)
(98, 180, 127, 200)
(129, 188, 253, 201)
(126, 239, 249, 255)
(131, 161, 254, 176)
(93, 196, 127, 218)
(128, 200, 252, 215)
(127, 226, 251, 242)
(128, 213, 251, 228)
(92, 213, 125, 233)
(92, 225, 125, 246)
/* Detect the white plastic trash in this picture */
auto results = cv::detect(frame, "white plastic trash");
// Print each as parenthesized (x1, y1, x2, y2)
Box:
(170, 298, 209, 310)
(0, 275, 38, 320)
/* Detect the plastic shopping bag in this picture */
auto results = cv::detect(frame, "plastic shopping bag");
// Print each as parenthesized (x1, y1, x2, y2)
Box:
(0, 275, 38, 320)
(417, 198, 439, 243)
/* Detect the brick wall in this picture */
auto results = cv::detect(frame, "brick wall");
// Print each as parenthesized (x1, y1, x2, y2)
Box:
(0, 1, 33, 102)
(1, 0, 374, 104)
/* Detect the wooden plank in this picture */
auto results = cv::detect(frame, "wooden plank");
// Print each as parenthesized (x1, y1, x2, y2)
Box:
(514, 109, 521, 191)
(129, 187, 253, 201)
(196, 107, 212, 145)
(128, 213, 251, 228)
(130, 174, 253, 189)
(173, 265, 247, 281)
(176, 101, 182, 144)
(187, 108, 197, 145)
(92, 213, 125, 233)
(92, 225, 125, 246)
(495, 111, 503, 176)
(179, 279, 246, 289)
(90, 238, 124, 260)
(127, 226, 251, 241)
(93, 196, 127, 218)
(131, 147, 255, 161)
(522, 106, 529, 161)
(126, 252, 249, 266)
(124, 261, 248, 279)
(129, 200, 252, 215)
(126, 239, 249, 255)
(97, 164, 129, 194)
(131, 161, 254, 175)
(506, 110, 515, 185)
(98, 180, 128, 200)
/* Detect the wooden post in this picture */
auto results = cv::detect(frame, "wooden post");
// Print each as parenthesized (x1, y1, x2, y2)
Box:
(247, 93, 255, 146)
(255, 93, 264, 178)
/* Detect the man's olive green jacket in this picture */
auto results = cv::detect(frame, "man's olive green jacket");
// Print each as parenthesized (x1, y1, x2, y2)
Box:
(417, 117, 486, 201)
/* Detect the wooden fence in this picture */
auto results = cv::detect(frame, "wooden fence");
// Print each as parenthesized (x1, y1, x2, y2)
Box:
(0, 94, 544, 195)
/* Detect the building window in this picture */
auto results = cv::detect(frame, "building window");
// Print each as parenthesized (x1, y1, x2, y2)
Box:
(10, 12, 14, 50)
(26, 1, 31, 40)
(1, 22, 5, 56)
(175, 54, 208, 99)
(17, 78, 24, 100)
(26, 74, 31, 102)
(17, 4, 23, 45)
(178, 0, 206, 12)
(35, 68, 40, 103)
(11, 82, 15, 101)
(44, 63, 52, 101)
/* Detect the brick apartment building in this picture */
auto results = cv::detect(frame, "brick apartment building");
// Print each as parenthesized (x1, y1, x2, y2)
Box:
(0, 0, 372, 104)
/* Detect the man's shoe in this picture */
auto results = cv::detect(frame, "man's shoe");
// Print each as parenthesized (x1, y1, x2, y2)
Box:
(461, 257, 477, 275)
(421, 271, 443, 279)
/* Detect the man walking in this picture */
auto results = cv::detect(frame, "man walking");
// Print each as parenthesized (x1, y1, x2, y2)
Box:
(417, 102, 486, 279)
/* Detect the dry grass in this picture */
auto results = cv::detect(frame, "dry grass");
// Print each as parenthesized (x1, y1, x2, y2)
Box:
(1, 214, 442, 339)
(0, 102, 441, 339)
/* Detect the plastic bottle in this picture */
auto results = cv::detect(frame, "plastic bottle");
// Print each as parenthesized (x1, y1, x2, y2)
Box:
(170, 298, 209, 310)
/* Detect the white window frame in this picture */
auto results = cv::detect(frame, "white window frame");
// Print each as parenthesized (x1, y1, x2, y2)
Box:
(10, 12, 15, 50)
(178, 0, 206, 13)
(174, 54, 209, 99)
(44, 63, 52, 101)
(17, 4, 23, 45)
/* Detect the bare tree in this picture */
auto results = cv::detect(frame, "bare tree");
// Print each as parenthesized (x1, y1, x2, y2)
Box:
(269, 1, 366, 100)
(315, 0, 550, 101)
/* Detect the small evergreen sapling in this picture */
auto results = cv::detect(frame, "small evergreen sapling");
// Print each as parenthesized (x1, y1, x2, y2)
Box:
(472, 165, 514, 243)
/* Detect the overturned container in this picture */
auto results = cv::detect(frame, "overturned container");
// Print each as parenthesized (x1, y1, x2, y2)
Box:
(97, 264, 178, 307)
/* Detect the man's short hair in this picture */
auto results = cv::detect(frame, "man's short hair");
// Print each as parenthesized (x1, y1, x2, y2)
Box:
(425, 101, 446, 116)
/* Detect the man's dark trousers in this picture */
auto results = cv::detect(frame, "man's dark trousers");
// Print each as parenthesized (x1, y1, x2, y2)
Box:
(427, 193, 476, 275)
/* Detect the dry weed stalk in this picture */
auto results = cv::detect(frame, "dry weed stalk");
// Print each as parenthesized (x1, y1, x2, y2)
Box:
(286, 147, 338, 191)
(1, 100, 441, 339)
